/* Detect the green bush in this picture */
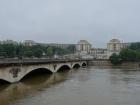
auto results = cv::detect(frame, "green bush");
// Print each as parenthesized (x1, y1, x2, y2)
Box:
(110, 53, 122, 65)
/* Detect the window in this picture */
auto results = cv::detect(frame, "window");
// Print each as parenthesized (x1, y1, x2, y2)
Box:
(113, 44, 116, 51)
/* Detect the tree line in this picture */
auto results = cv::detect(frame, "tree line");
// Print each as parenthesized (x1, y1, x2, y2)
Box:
(0, 43, 75, 59)
(110, 42, 140, 65)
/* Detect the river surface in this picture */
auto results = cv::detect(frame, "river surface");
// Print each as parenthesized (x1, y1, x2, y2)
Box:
(0, 66, 140, 105)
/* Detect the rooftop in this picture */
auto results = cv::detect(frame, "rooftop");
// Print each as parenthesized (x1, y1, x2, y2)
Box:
(77, 40, 91, 45)
(109, 39, 121, 43)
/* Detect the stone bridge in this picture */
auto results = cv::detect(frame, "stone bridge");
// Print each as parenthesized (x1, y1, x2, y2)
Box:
(0, 59, 88, 83)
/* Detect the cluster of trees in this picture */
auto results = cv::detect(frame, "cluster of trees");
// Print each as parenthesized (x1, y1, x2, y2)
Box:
(110, 42, 140, 65)
(119, 48, 140, 61)
(0, 43, 75, 59)
(109, 53, 122, 65)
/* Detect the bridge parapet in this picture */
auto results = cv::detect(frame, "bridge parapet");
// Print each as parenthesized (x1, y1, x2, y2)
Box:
(0, 58, 90, 66)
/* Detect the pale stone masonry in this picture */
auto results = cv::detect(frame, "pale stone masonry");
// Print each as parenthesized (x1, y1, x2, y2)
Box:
(107, 39, 131, 58)
(76, 40, 92, 55)
(90, 48, 107, 59)
(76, 39, 131, 59)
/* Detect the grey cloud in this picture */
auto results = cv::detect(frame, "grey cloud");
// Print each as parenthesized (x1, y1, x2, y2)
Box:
(0, 0, 140, 47)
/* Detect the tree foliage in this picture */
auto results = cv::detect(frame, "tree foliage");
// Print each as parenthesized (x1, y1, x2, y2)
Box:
(0, 43, 75, 58)
(47, 47, 53, 57)
(129, 42, 140, 51)
(109, 53, 122, 65)
(113, 42, 140, 62)
(119, 49, 138, 61)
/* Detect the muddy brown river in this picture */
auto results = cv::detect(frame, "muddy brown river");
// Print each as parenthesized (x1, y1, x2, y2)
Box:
(0, 66, 140, 105)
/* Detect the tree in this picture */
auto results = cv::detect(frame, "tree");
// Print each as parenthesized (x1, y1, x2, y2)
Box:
(33, 48, 43, 58)
(2, 44, 16, 58)
(135, 51, 140, 60)
(129, 42, 140, 51)
(67, 45, 76, 53)
(0, 42, 76, 59)
(24, 51, 33, 58)
(16, 44, 24, 59)
(110, 53, 122, 65)
(120, 49, 137, 61)
(47, 47, 53, 57)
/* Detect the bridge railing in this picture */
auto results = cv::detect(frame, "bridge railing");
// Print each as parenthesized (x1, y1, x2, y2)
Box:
(0, 58, 91, 65)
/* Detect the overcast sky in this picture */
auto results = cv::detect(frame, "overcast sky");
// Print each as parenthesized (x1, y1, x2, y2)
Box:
(0, 0, 140, 47)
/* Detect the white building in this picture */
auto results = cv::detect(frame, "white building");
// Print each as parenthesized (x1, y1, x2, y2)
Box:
(42, 43, 75, 49)
(107, 39, 131, 58)
(0, 40, 18, 45)
(107, 39, 122, 58)
(76, 40, 91, 55)
(90, 48, 107, 59)
(23, 40, 37, 46)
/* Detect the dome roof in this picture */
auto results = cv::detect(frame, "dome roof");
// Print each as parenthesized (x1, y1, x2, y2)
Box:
(109, 39, 121, 43)
(77, 40, 91, 45)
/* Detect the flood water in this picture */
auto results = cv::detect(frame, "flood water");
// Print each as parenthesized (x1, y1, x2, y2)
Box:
(0, 66, 140, 105)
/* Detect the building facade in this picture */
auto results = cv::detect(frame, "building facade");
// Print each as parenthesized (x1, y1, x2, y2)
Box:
(90, 48, 107, 59)
(43, 43, 76, 49)
(107, 39, 122, 58)
(76, 40, 92, 55)
(107, 39, 130, 58)
(0, 40, 18, 45)
(23, 40, 37, 46)
(76, 39, 131, 59)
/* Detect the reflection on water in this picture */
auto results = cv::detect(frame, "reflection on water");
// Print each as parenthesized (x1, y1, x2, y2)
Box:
(0, 67, 140, 105)
(0, 70, 71, 105)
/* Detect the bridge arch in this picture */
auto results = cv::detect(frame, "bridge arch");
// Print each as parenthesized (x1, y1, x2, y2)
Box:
(72, 63, 81, 68)
(0, 78, 11, 84)
(56, 65, 71, 72)
(82, 62, 87, 67)
(20, 67, 53, 81)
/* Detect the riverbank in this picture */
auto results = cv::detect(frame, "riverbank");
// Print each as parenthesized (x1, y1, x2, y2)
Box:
(89, 60, 140, 68)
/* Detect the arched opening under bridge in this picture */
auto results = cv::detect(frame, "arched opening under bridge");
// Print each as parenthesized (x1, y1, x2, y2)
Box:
(0, 79, 11, 85)
(82, 63, 87, 67)
(20, 68, 53, 82)
(57, 65, 71, 72)
(73, 64, 80, 69)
